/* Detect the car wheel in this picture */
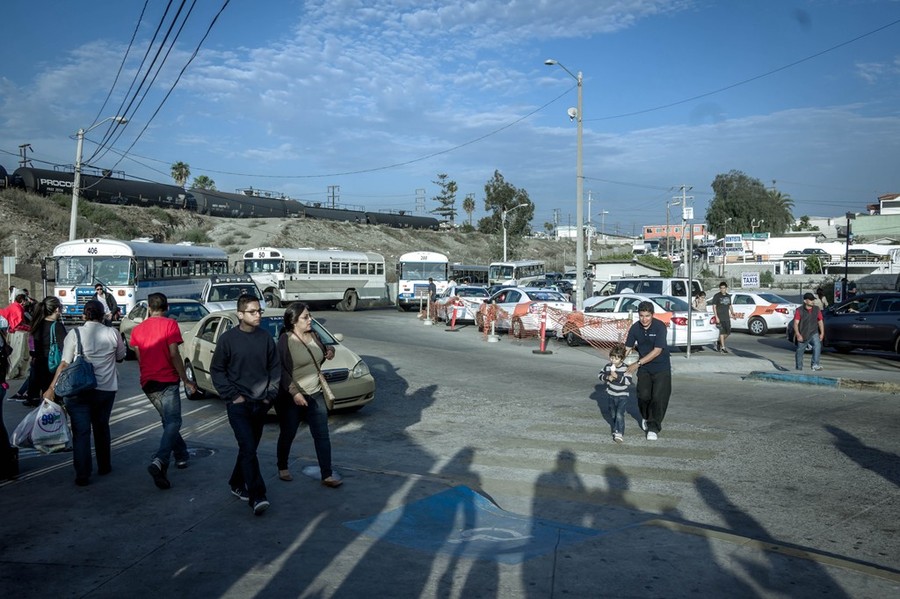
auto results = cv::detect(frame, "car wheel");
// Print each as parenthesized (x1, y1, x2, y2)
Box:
(565, 331, 580, 347)
(122, 333, 135, 360)
(748, 317, 768, 336)
(895, 335, 900, 355)
(183, 362, 204, 401)
(264, 291, 281, 309)
(511, 317, 525, 339)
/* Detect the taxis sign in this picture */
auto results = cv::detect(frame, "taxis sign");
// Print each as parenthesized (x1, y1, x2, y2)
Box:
(741, 271, 760, 288)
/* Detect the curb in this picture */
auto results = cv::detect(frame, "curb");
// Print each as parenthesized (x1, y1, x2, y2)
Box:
(746, 371, 900, 393)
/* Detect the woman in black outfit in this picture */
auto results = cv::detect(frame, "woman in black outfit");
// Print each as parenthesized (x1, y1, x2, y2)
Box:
(29, 296, 67, 401)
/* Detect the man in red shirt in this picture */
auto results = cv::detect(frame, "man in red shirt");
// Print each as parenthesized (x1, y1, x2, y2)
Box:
(130, 293, 197, 489)
(0, 294, 30, 379)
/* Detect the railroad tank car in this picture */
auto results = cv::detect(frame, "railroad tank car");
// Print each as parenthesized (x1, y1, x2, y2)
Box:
(190, 188, 301, 218)
(301, 205, 368, 223)
(365, 211, 440, 230)
(12, 167, 192, 209)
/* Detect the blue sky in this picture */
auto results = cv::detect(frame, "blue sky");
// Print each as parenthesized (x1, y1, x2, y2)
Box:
(2, 0, 899, 236)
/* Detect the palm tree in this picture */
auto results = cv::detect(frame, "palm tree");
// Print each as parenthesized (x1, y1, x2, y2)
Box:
(191, 175, 216, 190)
(462, 195, 476, 226)
(171, 162, 191, 188)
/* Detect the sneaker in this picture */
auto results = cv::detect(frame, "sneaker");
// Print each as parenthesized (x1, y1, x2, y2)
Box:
(231, 487, 249, 501)
(613, 433, 623, 444)
(646, 431, 658, 441)
(812, 364, 823, 371)
(641, 419, 648, 432)
(148, 459, 171, 490)
(251, 498, 270, 515)
(720, 347, 729, 354)
(175, 459, 189, 469)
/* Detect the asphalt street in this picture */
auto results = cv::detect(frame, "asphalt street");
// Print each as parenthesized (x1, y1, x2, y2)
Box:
(1, 305, 898, 598)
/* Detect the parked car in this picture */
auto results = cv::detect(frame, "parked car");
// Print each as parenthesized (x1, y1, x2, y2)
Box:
(802, 248, 835, 261)
(782, 250, 805, 258)
(475, 287, 574, 338)
(562, 293, 718, 348)
(847, 248, 889, 262)
(119, 298, 210, 358)
(180, 309, 376, 410)
(433, 285, 490, 322)
(706, 291, 799, 336)
(823, 293, 900, 354)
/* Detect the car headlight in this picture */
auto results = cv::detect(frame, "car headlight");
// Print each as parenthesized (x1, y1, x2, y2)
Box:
(351, 359, 370, 378)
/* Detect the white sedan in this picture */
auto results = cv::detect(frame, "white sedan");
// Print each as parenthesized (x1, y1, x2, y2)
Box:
(433, 285, 490, 322)
(707, 291, 799, 335)
(475, 287, 574, 338)
(562, 293, 718, 348)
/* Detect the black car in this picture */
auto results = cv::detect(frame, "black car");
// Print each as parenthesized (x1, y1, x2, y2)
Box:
(824, 293, 900, 354)
(783, 250, 805, 258)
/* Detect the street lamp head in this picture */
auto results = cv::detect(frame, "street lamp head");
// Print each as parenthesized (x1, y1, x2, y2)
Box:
(112, 116, 128, 124)
(544, 59, 557, 66)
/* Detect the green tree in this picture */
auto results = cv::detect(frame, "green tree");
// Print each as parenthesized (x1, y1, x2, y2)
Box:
(706, 170, 794, 237)
(462, 194, 476, 226)
(191, 175, 216, 190)
(171, 162, 191, 188)
(430, 173, 458, 222)
(477, 170, 534, 259)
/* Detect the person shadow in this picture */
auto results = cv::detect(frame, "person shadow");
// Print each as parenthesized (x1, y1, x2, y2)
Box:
(824, 425, 900, 488)
(695, 475, 850, 598)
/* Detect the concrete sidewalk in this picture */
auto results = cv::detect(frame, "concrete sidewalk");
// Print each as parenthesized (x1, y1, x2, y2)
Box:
(669, 350, 900, 394)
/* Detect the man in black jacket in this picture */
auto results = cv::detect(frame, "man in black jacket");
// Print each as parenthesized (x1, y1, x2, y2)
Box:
(94, 285, 120, 326)
(211, 295, 280, 516)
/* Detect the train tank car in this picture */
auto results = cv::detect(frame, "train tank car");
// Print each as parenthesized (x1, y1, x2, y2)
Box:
(190, 188, 302, 218)
(13, 167, 192, 210)
(365, 211, 439, 230)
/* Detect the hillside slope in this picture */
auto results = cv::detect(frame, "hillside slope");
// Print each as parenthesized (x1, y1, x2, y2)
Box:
(0, 189, 577, 289)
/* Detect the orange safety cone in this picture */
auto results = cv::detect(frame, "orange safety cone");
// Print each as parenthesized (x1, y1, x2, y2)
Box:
(445, 301, 460, 332)
(533, 303, 553, 355)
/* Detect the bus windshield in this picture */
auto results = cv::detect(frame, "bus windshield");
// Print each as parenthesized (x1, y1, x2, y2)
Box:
(489, 265, 514, 280)
(400, 262, 447, 280)
(56, 256, 133, 286)
(244, 259, 283, 273)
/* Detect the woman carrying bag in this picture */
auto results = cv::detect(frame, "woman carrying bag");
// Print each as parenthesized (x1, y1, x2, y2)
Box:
(45, 300, 126, 486)
(30, 296, 67, 402)
(274, 302, 342, 488)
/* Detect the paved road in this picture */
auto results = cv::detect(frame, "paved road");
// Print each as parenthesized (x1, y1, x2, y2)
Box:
(1, 307, 898, 598)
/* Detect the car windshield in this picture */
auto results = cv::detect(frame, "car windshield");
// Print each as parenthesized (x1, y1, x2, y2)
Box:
(457, 288, 488, 298)
(525, 290, 568, 302)
(210, 284, 261, 301)
(649, 295, 690, 312)
(758, 293, 790, 304)
(168, 303, 210, 322)
(258, 316, 337, 345)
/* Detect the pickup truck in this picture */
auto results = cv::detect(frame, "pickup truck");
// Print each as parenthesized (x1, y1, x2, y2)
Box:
(200, 274, 266, 312)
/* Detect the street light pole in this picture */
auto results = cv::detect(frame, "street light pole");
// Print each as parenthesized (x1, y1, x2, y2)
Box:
(70, 115, 128, 240)
(502, 203, 528, 262)
(843, 212, 856, 300)
(751, 218, 765, 264)
(545, 59, 584, 309)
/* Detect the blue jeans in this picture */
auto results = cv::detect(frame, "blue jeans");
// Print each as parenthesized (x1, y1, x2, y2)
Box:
(226, 400, 270, 503)
(275, 391, 333, 479)
(608, 392, 629, 435)
(145, 383, 189, 467)
(65, 390, 116, 480)
(795, 333, 822, 369)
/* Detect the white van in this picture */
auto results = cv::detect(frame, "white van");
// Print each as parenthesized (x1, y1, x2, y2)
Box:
(596, 277, 703, 300)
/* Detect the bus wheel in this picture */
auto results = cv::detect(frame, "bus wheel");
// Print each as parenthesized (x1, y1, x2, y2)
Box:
(264, 291, 281, 308)
(340, 290, 359, 312)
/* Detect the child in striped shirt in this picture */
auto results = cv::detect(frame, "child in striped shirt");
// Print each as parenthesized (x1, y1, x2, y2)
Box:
(599, 343, 632, 443)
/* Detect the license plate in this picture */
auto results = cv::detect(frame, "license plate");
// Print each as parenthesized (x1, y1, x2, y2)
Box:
(695, 319, 705, 326)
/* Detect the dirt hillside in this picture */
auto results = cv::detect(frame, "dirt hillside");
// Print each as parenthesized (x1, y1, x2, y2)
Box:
(0, 188, 579, 292)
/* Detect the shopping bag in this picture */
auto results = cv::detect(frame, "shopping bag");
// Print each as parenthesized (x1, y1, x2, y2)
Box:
(31, 399, 71, 453)
(11, 406, 40, 448)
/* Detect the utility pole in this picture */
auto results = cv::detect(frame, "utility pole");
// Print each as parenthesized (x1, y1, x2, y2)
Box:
(327, 185, 340, 209)
(552, 209, 560, 240)
(674, 185, 694, 268)
(18, 144, 32, 168)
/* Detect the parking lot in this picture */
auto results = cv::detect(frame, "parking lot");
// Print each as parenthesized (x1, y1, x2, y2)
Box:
(2, 304, 898, 597)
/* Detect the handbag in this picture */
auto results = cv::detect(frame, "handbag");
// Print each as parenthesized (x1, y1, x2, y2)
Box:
(54, 329, 98, 397)
(48, 323, 62, 373)
(299, 335, 336, 411)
